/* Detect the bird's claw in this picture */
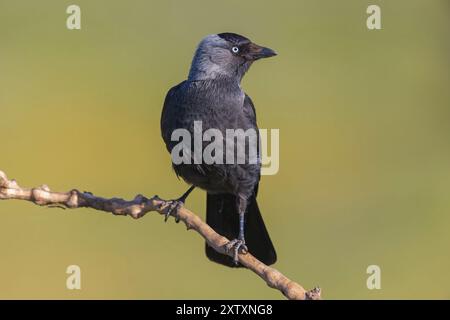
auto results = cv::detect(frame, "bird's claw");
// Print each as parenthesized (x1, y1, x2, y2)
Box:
(225, 238, 248, 264)
(164, 200, 183, 223)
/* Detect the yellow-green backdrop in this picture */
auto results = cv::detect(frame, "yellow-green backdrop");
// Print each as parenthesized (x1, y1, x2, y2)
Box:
(0, 0, 449, 299)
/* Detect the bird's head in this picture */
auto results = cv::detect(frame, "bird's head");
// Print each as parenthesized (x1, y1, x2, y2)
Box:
(188, 33, 277, 82)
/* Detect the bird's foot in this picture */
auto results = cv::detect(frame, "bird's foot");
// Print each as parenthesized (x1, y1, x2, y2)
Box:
(225, 238, 248, 265)
(163, 199, 184, 223)
(163, 186, 195, 223)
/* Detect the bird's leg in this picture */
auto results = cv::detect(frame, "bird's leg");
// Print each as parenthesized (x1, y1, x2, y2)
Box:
(225, 196, 249, 264)
(164, 185, 195, 223)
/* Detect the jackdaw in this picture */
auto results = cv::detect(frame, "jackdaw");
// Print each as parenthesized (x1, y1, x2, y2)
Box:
(161, 33, 277, 267)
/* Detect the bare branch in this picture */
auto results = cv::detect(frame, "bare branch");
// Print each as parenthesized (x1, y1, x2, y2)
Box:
(0, 170, 321, 300)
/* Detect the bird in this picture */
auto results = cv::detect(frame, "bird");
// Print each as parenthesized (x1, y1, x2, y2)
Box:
(160, 33, 277, 267)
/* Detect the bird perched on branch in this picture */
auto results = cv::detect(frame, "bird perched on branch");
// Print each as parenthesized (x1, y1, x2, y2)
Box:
(161, 33, 277, 267)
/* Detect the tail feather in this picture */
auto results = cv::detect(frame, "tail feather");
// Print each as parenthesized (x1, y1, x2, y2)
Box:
(205, 193, 277, 267)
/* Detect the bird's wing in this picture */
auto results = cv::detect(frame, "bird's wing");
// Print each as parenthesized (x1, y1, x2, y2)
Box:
(242, 93, 261, 195)
(243, 93, 257, 124)
(161, 81, 214, 182)
(160, 81, 186, 151)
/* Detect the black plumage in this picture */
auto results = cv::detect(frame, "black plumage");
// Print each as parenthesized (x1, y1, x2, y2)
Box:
(161, 33, 277, 266)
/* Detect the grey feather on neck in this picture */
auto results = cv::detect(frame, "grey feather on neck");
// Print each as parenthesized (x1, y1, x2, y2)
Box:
(188, 35, 248, 82)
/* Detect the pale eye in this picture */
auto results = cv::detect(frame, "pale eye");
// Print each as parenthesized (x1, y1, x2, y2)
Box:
(231, 46, 239, 54)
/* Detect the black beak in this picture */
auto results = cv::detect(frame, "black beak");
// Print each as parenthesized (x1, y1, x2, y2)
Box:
(246, 43, 277, 60)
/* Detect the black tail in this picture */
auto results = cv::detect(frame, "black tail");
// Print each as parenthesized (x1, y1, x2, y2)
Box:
(205, 193, 277, 267)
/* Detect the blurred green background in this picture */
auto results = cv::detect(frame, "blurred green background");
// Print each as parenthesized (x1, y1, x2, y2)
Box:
(0, 0, 449, 299)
